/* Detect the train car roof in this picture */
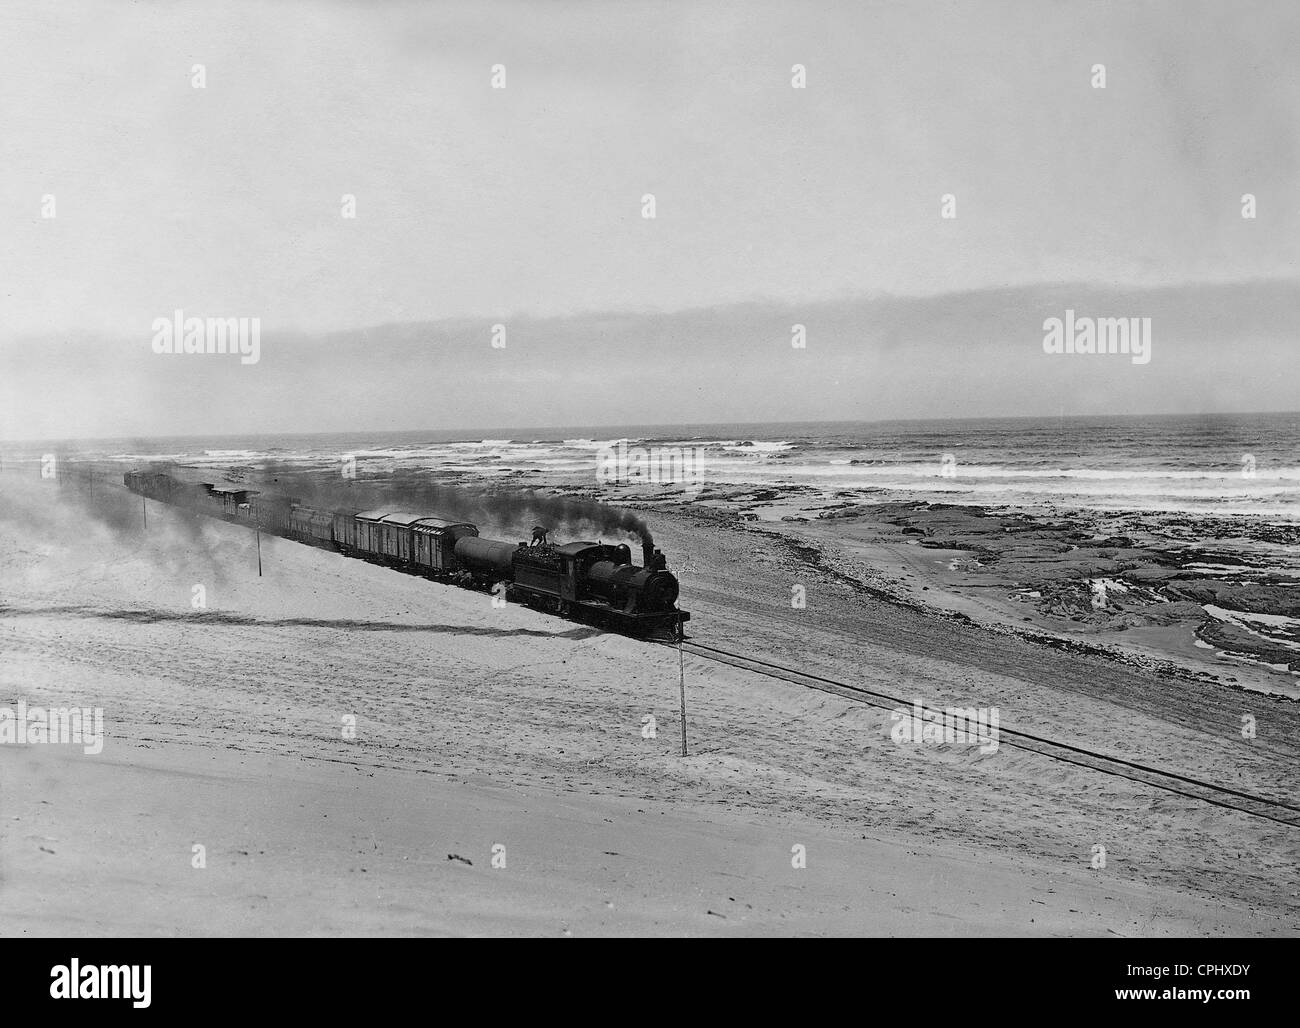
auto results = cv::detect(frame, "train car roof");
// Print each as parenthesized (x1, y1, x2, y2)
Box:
(379, 511, 435, 526)
(354, 508, 396, 522)
(411, 517, 477, 531)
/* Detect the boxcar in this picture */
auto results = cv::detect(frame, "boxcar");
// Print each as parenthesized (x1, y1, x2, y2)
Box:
(411, 517, 478, 572)
(248, 493, 292, 534)
(376, 512, 424, 563)
(203, 484, 254, 517)
(353, 509, 396, 559)
(289, 505, 335, 547)
(333, 510, 361, 552)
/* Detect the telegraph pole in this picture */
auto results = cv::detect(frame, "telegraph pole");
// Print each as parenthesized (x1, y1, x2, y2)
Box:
(678, 613, 688, 757)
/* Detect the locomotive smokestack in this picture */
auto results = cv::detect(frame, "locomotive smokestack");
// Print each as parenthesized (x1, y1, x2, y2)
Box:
(643, 540, 654, 568)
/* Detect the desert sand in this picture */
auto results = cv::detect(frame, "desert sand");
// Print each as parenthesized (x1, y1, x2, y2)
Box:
(1, 471, 1297, 936)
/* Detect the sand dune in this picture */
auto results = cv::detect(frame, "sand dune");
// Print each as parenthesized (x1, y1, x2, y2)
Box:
(1, 474, 1297, 935)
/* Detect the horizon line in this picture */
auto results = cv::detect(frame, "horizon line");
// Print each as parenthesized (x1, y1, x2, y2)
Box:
(3, 409, 1298, 447)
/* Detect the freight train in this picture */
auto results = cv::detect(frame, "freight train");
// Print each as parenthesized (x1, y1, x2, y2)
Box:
(123, 469, 689, 639)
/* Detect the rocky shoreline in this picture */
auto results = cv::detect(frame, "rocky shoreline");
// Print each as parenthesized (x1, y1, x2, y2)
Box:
(596, 481, 1300, 693)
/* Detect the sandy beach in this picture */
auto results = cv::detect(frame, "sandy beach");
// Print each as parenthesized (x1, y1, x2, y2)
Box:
(3, 0, 1300, 975)
(2, 469, 1297, 936)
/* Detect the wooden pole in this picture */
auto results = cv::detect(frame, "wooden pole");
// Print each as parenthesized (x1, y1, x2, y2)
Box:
(256, 527, 263, 577)
(678, 614, 688, 757)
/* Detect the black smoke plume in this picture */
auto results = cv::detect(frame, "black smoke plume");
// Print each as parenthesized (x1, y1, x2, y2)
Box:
(246, 462, 654, 549)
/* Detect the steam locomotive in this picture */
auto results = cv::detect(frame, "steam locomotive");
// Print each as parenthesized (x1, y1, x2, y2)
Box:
(123, 469, 689, 639)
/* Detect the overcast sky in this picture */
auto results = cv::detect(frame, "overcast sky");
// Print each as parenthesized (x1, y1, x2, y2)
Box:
(1, 0, 1296, 438)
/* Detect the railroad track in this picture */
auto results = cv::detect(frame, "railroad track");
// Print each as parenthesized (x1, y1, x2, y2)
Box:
(24, 465, 1299, 825)
(666, 637, 1300, 830)
(686, 598, 1300, 763)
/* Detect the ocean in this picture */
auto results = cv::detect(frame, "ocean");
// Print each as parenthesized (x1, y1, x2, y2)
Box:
(15, 411, 1300, 519)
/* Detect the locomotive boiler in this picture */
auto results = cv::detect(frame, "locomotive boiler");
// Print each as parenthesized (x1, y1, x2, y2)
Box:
(453, 536, 686, 635)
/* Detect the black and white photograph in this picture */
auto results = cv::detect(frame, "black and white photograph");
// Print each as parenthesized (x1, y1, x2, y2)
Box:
(0, 0, 1296, 980)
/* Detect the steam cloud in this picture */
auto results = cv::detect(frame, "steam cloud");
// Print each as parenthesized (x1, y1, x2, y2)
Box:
(3, 459, 656, 573)
(0, 459, 247, 586)
(238, 462, 655, 549)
